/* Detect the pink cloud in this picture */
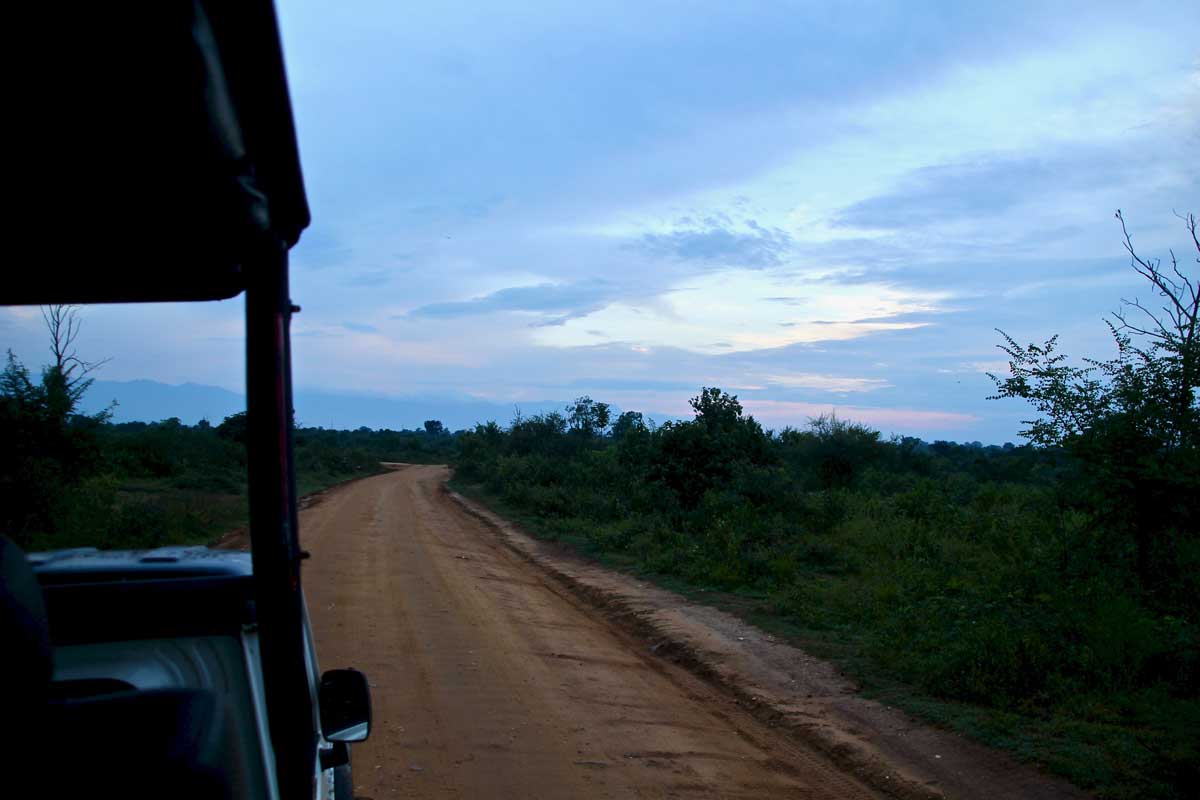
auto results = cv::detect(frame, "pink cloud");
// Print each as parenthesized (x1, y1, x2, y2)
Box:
(740, 399, 980, 434)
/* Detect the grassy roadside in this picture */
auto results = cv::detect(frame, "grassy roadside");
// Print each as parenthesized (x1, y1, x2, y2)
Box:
(28, 463, 390, 552)
(449, 475, 1197, 800)
(10, 416, 458, 553)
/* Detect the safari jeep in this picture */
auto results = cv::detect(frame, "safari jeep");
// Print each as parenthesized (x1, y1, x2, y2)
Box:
(3, 1, 370, 797)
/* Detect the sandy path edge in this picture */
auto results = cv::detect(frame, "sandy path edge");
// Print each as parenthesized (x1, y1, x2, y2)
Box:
(306, 466, 885, 798)
(444, 483, 1091, 800)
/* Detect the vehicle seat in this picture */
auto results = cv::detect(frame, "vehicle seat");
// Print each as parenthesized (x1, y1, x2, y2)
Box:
(1, 535, 51, 738)
(47, 687, 240, 799)
(1, 536, 240, 799)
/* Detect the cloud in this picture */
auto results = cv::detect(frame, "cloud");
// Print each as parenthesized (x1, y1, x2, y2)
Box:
(831, 148, 1156, 231)
(999, 269, 1131, 299)
(534, 268, 947, 354)
(764, 373, 891, 393)
(634, 218, 792, 267)
(963, 360, 1010, 374)
(292, 226, 353, 270)
(407, 280, 618, 325)
(568, 378, 699, 392)
(345, 269, 395, 288)
(741, 399, 981, 433)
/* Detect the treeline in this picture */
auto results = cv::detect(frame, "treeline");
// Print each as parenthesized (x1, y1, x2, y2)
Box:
(98, 414, 458, 494)
(453, 389, 1197, 799)
(1, 353, 457, 551)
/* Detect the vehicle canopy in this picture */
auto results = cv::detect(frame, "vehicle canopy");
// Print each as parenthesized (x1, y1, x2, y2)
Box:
(9, 0, 309, 304)
(6, 2, 318, 795)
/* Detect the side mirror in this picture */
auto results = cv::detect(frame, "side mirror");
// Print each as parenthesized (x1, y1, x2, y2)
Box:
(319, 669, 372, 743)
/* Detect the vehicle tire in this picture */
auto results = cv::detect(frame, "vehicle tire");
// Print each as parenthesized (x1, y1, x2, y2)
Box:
(334, 763, 353, 800)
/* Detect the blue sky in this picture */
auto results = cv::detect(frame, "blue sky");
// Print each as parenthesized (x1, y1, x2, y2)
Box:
(2, 0, 1197, 441)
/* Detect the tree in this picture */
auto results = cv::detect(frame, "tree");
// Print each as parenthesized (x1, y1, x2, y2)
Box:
(216, 411, 249, 445)
(1, 307, 111, 547)
(988, 210, 1199, 593)
(505, 410, 571, 458)
(690, 386, 744, 434)
(990, 211, 1198, 449)
(651, 387, 773, 509)
(1110, 209, 1199, 451)
(423, 419, 446, 436)
(567, 396, 611, 437)
(803, 413, 882, 489)
(40, 305, 110, 421)
(610, 410, 646, 440)
(0, 351, 38, 411)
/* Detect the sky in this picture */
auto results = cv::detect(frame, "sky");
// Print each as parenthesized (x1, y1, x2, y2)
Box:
(2, 0, 1197, 442)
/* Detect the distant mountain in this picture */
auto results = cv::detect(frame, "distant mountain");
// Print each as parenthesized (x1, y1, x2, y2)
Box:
(85, 380, 244, 426)
(81, 379, 595, 432)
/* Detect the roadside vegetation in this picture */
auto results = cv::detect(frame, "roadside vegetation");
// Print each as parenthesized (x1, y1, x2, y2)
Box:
(0, 319, 457, 551)
(451, 213, 1199, 799)
(451, 398, 1196, 798)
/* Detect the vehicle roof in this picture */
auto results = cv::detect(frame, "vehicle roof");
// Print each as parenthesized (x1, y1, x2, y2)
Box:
(29, 546, 253, 583)
(5, 1, 309, 305)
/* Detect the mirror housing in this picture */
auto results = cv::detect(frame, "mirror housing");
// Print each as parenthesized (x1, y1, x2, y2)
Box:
(319, 669, 372, 743)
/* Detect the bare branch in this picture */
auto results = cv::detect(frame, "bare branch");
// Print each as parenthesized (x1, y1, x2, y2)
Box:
(39, 304, 110, 391)
(1116, 210, 1192, 323)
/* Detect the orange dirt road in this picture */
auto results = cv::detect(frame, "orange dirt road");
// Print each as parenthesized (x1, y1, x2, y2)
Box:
(302, 466, 882, 800)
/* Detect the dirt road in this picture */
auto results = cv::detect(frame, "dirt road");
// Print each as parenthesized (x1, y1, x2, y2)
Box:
(301, 466, 881, 799)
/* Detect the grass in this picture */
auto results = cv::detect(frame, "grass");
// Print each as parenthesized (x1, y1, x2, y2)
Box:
(26, 465, 388, 552)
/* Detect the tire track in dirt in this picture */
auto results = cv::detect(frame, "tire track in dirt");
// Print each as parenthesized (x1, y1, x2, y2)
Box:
(300, 466, 883, 799)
